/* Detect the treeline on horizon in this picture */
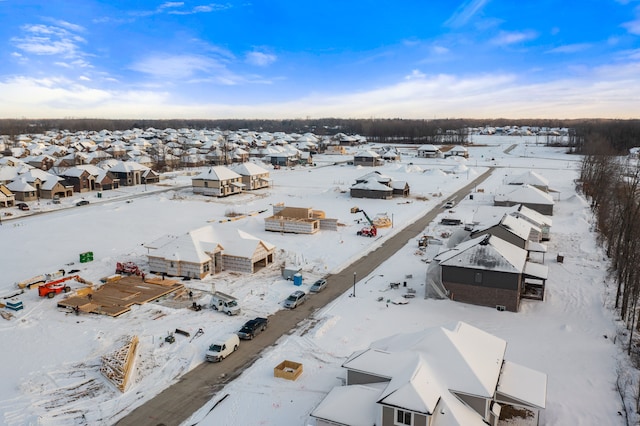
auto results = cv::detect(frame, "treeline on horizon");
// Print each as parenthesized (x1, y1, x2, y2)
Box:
(1, 117, 639, 154)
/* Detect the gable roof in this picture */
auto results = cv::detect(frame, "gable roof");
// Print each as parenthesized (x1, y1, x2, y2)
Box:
(435, 234, 527, 273)
(506, 170, 549, 187)
(193, 166, 241, 181)
(228, 162, 269, 176)
(494, 185, 554, 206)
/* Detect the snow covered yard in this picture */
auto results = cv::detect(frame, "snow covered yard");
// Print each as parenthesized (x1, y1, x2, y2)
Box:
(0, 136, 629, 425)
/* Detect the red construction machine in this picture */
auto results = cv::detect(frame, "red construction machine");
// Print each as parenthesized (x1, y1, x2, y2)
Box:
(115, 261, 142, 276)
(353, 208, 377, 238)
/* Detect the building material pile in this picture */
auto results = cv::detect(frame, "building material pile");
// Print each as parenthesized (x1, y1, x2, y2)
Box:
(100, 335, 139, 392)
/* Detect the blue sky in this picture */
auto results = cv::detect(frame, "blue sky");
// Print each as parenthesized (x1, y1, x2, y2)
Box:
(0, 0, 639, 119)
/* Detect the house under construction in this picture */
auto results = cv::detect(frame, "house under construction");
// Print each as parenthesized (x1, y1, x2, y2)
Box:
(264, 203, 338, 234)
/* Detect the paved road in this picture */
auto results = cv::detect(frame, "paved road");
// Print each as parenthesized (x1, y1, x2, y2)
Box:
(116, 168, 494, 426)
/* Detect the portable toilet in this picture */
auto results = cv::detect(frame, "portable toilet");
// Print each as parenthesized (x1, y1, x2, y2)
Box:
(293, 273, 303, 286)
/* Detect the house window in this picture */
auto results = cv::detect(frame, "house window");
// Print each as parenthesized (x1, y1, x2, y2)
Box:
(395, 409, 413, 426)
(475, 272, 483, 284)
(204, 181, 208, 187)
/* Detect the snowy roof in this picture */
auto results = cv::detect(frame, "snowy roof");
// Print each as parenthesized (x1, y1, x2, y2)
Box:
(351, 179, 393, 192)
(147, 226, 273, 263)
(435, 234, 527, 273)
(193, 166, 241, 181)
(228, 162, 269, 176)
(506, 170, 549, 187)
(311, 383, 383, 426)
(418, 144, 440, 151)
(347, 322, 507, 399)
(515, 204, 552, 227)
(494, 185, 555, 205)
(356, 171, 392, 183)
(473, 204, 552, 228)
(7, 179, 36, 192)
(108, 160, 150, 173)
(215, 228, 275, 258)
(497, 360, 547, 409)
(524, 261, 549, 279)
(150, 226, 224, 263)
(377, 354, 441, 414)
(354, 150, 380, 158)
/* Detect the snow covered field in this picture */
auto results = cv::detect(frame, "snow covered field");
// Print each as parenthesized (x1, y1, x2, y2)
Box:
(0, 136, 629, 425)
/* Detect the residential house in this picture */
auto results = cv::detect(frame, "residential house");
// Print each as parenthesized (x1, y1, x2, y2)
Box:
(470, 213, 546, 254)
(25, 154, 56, 171)
(311, 321, 547, 426)
(350, 171, 409, 199)
(494, 185, 555, 215)
(433, 234, 548, 311)
(146, 226, 275, 279)
(39, 177, 74, 200)
(506, 171, 550, 192)
(0, 184, 15, 207)
(192, 166, 244, 197)
(474, 205, 553, 242)
(353, 150, 383, 167)
(107, 161, 158, 186)
(6, 179, 37, 202)
(444, 145, 469, 158)
(228, 162, 271, 190)
(57, 167, 96, 193)
(74, 165, 120, 191)
(417, 144, 442, 158)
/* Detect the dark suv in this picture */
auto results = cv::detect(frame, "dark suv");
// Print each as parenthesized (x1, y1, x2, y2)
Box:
(237, 317, 269, 340)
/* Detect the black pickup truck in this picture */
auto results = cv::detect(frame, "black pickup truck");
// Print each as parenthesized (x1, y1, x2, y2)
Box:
(237, 317, 269, 340)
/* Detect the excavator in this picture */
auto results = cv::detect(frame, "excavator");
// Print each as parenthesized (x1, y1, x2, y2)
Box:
(353, 208, 377, 237)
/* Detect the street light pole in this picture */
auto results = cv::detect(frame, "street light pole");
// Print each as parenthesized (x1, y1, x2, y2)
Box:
(353, 272, 357, 297)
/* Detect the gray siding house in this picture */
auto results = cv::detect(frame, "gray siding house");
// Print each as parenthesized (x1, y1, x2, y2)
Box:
(311, 321, 547, 426)
(434, 234, 548, 312)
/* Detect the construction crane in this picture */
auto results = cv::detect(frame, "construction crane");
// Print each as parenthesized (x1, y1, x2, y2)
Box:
(352, 208, 377, 237)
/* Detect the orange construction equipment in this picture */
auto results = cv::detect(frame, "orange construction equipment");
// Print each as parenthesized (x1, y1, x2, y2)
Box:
(38, 275, 83, 298)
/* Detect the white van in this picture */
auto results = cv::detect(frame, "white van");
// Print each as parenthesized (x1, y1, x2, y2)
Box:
(205, 333, 240, 362)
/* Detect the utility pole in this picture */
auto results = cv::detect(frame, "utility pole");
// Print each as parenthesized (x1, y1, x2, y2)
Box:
(353, 272, 357, 297)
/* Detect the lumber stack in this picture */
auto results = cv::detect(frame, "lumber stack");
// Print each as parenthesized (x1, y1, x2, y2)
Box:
(100, 335, 139, 392)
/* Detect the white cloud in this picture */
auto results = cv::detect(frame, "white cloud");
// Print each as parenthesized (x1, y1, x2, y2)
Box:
(405, 69, 426, 80)
(12, 22, 87, 60)
(490, 30, 537, 46)
(622, 18, 640, 35)
(245, 51, 276, 67)
(159, 2, 184, 9)
(546, 43, 591, 54)
(2, 62, 639, 120)
(167, 3, 232, 15)
(431, 45, 450, 55)
(445, 0, 490, 28)
(130, 54, 221, 79)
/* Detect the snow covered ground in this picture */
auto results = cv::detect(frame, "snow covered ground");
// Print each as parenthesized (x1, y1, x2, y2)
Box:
(0, 136, 629, 425)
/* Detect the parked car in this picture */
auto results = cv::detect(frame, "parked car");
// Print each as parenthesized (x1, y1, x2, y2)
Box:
(76, 200, 90, 206)
(16, 203, 29, 211)
(237, 317, 268, 340)
(205, 334, 240, 362)
(310, 279, 327, 293)
(284, 290, 307, 309)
